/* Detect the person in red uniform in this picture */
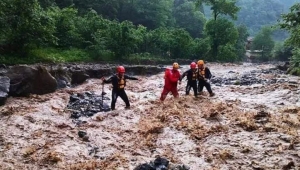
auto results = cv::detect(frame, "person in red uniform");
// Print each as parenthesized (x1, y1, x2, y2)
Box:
(160, 62, 181, 101)
(102, 66, 139, 110)
(179, 62, 198, 97)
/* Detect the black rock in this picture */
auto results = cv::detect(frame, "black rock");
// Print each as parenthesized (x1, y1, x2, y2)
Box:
(0, 64, 6, 69)
(71, 112, 81, 119)
(134, 157, 170, 170)
(85, 112, 95, 117)
(154, 157, 169, 167)
(88, 108, 101, 113)
(254, 110, 269, 120)
(6, 65, 57, 96)
(78, 131, 87, 138)
(85, 91, 93, 96)
(70, 95, 80, 103)
(0, 76, 10, 106)
(57, 79, 68, 89)
(134, 164, 155, 170)
(67, 91, 111, 124)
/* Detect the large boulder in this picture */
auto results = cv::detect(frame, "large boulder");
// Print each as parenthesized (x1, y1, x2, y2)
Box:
(277, 61, 290, 72)
(71, 70, 90, 85)
(0, 76, 10, 105)
(6, 65, 58, 96)
(50, 65, 72, 89)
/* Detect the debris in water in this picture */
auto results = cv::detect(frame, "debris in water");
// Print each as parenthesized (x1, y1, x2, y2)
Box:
(67, 91, 111, 119)
(134, 156, 191, 170)
(78, 131, 87, 138)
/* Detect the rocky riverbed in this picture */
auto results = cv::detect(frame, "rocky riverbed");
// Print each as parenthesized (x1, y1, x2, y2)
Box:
(0, 62, 299, 169)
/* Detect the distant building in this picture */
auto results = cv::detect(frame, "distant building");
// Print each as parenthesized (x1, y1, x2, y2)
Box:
(245, 37, 253, 50)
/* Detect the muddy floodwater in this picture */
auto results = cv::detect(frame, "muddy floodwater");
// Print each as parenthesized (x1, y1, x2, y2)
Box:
(0, 63, 299, 170)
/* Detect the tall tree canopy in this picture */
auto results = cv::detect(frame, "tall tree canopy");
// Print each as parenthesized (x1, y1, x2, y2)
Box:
(279, 3, 300, 73)
(196, 0, 240, 20)
(173, 1, 206, 38)
(205, 18, 239, 60)
(0, 0, 56, 55)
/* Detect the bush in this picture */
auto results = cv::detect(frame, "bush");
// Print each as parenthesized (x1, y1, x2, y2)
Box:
(272, 42, 293, 61)
(0, 48, 91, 64)
(287, 49, 300, 76)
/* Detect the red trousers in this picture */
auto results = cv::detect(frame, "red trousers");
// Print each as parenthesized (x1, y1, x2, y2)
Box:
(160, 86, 179, 101)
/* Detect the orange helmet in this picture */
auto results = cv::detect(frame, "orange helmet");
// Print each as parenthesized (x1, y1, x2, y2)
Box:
(117, 66, 125, 73)
(173, 62, 179, 69)
(190, 62, 197, 69)
(197, 60, 204, 65)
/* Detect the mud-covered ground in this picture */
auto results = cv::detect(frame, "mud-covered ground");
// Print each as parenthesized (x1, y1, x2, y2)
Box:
(0, 63, 299, 170)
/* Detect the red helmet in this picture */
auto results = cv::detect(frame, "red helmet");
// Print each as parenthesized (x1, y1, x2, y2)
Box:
(190, 62, 197, 69)
(117, 66, 125, 73)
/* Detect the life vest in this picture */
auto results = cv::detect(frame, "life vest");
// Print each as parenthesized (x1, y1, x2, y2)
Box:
(118, 76, 125, 89)
(199, 67, 205, 77)
(192, 70, 197, 80)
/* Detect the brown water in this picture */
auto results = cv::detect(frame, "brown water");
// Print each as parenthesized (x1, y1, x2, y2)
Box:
(0, 63, 299, 170)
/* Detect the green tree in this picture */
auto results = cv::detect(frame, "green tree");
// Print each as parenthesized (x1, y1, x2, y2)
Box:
(279, 3, 300, 74)
(272, 42, 292, 61)
(236, 0, 284, 36)
(73, 0, 120, 17)
(47, 6, 81, 48)
(145, 28, 173, 57)
(134, 0, 174, 29)
(169, 28, 193, 59)
(195, 0, 239, 61)
(279, 3, 300, 48)
(191, 37, 211, 60)
(38, 0, 55, 8)
(196, 0, 240, 21)
(251, 26, 275, 61)
(218, 44, 237, 62)
(235, 25, 249, 60)
(92, 20, 144, 60)
(0, 0, 56, 56)
(173, 1, 206, 38)
(55, 0, 73, 8)
(205, 18, 238, 61)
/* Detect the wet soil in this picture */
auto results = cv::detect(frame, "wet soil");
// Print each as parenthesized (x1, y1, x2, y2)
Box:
(0, 63, 299, 170)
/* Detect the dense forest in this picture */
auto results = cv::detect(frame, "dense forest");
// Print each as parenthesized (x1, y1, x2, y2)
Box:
(0, 0, 299, 74)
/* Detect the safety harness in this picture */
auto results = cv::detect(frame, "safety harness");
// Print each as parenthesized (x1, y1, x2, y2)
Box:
(192, 70, 197, 80)
(118, 76, 125, 89)
(199, 67, 205, 79)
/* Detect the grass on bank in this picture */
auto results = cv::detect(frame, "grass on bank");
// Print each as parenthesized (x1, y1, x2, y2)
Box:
(1, 48, 300, 77)
(0, 48, 92, 65)
(0, 49, 173, 65)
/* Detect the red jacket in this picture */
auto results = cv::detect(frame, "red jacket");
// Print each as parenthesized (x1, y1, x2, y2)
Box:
(164, 68, 180, 90)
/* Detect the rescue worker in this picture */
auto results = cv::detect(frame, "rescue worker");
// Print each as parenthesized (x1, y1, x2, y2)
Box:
(197, 60, 215, 97)
(160, 62, 181, 101)
(101, 66, 139, 110)
(179, 62, 198, 97)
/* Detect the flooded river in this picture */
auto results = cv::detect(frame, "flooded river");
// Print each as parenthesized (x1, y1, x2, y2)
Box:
(0, 63, 299, 169)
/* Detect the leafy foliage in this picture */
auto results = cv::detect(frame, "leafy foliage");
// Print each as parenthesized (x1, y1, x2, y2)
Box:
(279, 3, 300, 74)
(236, 0, 284, 36)
(235, 25, 249, 60)
(279, 3, 300, 48)
(251, 26, 275, 61)
(271, 42, 292, 61)
(0, 0, 56, 55)
(196, 0, 240, 20)
(173, 1, 206, 38)
(1, 0, 298, 64)
(205, 18, 239, 60)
